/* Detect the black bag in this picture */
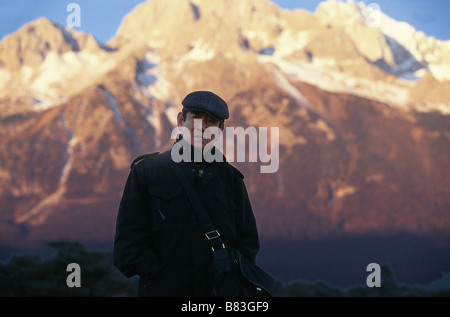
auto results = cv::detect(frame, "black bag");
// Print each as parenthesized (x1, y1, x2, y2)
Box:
(168, 158, 275, 297)
(211, 247, 274, 297)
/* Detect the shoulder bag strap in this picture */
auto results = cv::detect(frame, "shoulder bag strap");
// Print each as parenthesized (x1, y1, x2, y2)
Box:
(167, 158, 225, 252)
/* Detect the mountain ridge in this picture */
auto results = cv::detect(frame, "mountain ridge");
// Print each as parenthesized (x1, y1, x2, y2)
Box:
(1, 0, 449, 118)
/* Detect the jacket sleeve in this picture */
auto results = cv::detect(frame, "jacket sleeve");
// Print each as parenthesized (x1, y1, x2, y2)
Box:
(235, 176, 260, 263)
(113, 165, 161, 278)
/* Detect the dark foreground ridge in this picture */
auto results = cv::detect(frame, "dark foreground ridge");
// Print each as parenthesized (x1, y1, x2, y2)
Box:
(0, 240, 449, 297)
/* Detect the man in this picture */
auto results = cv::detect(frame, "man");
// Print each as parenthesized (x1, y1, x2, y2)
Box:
(113, 90, 261, 297)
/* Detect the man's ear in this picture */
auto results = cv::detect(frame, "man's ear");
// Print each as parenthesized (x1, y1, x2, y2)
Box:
(177, 112, 184, 127)
(219, 121, 225, 131)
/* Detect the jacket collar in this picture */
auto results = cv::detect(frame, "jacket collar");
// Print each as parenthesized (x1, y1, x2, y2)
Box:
(171, 137, 227, 185)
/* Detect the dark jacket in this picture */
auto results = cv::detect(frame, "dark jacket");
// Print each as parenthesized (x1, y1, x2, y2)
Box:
(113, 147, 260, 297)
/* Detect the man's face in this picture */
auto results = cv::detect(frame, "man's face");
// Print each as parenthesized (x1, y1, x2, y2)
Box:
(177, 111, 224, 149)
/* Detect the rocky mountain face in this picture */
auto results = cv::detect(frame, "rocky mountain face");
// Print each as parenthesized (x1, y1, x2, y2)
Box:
(0, 0, 449, 275)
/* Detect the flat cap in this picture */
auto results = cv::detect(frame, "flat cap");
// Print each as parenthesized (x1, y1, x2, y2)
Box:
(182, 91, 229, 121)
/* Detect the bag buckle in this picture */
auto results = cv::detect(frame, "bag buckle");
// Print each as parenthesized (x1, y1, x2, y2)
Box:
(205, 230, 220, 240)
(205, 230, 225, 251)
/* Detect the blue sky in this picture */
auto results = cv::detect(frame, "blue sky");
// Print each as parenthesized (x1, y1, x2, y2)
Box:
(1, 0, 449, 44)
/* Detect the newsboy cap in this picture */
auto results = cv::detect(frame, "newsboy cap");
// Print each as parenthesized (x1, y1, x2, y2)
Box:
(182, 91, 229, 121)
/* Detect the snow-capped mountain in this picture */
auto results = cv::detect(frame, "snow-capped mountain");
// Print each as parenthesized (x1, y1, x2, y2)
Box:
(1, 0, 449, 117)
(0, 0, 449, 285)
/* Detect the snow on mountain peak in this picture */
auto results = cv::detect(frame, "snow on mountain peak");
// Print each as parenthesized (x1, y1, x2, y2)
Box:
(0, 18, 119, 114)
(315, 0, 450, 81)
(1, 0, 449, 117)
